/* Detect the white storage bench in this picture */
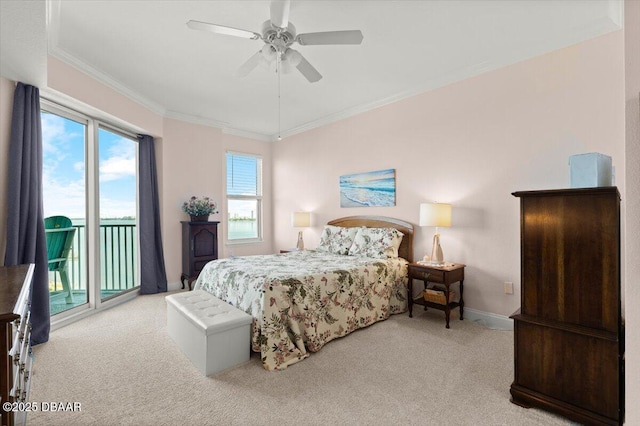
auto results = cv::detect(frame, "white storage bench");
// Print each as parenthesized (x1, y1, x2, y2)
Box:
(166, 290, 252, 376)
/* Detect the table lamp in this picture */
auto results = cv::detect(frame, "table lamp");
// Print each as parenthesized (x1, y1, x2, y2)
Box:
(419, 202, 452, 265)
(291, 212, 311, 250)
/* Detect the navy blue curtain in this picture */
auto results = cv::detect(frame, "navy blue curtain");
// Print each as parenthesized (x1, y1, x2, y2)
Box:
(137, 134, 167, 294)
(4, 82, 50, 344)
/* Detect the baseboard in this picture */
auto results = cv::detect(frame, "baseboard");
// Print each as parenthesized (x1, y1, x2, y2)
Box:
(464, 308, 513, 331)
(168, 281, 183, 292)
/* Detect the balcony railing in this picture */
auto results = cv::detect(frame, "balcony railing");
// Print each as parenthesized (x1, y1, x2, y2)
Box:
(49, 221, 137, 295)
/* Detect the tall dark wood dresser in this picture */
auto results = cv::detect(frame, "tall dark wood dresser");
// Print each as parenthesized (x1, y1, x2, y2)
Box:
(510, 187, 624, 425)
(180, 221, 220, 290)
(1, 264, 34, 426)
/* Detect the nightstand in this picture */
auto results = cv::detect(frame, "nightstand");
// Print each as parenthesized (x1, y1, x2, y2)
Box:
(279, 248, 300, 253)
(408, 262, 465, 328)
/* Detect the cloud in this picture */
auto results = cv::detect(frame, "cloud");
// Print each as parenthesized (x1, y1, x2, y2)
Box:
(41, 114, 86, 219)
(99, 137, 136, 182)
(42, 169, 86, 219)
(41, 112, 83, 157)
(100, 155, 136, 182)
(41, 113, 138, 219)
(41, 113, 67, 155)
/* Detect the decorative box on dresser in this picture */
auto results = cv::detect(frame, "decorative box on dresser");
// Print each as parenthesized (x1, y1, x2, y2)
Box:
(1, 264, 34, 426)
(181, 221, 219, 290)
(510, 187, 624, 425)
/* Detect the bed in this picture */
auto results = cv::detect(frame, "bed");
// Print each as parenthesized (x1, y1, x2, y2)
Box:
(193, 216, 414, 370)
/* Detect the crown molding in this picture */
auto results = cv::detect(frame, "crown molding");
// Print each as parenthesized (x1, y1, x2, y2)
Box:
(47, 43, 275, 142)
(47, 2, 166, 117)
(274, 7, 623, 142)
(42, 0, 503, 144)
(163, 109, 228, 130)
(48, 44, 167, 117)
(44, 0, 623, 144)
(164, 110, 272, 142)
(274, 60, 496, 141)
(222, 126, 272, 142)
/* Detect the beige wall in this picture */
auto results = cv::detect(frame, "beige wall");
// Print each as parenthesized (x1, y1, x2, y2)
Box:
(624, 0, 640, 421)
(47, 56, 163, 136)
(0, 11, 637, 422)
(160, 118, 273, 288)
(0, 58, 273, 288)
(273, 31, 626, 319)
(0, 77, 15, 264)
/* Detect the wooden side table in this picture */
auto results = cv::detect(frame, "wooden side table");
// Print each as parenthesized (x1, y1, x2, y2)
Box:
(279, 248, 299, 253)
(408, 262, 465, 328)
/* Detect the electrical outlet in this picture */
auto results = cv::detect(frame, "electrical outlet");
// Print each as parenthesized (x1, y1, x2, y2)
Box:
(504, 282, 514, 295)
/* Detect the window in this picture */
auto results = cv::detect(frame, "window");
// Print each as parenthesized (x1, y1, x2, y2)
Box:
(226, 152, 262, 242)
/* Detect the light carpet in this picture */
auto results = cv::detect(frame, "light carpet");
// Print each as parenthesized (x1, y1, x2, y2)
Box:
(27, 291, 576, 425)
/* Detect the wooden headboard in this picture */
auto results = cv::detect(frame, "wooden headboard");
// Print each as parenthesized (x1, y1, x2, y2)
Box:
(327, 216, 414, 263)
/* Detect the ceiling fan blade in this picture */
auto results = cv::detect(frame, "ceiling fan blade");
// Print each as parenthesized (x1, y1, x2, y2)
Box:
(187, 20, 261, 40)
(296, 30, 363, 46)
(296, 54, 322, 83)
(236, 51, 264, 77)
(270, 0, 290, 29)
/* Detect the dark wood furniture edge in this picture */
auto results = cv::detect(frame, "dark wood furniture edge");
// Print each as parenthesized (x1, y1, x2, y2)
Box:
(328, 215, 414, 262)
(181, 221, 220, 291)
(179, 220, 222, 224)
(1, 264, 34, 426)
(510, 384, 620, 426)
(511, 313, 619, 342)
(0, 265, 33, 316)
(180, 273, 198, 291)
(512, 186, 620, 199)
(510, 188, 623, 425)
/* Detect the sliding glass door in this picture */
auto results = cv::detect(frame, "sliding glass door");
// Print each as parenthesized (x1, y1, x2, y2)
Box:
(41, 108, 89, 314)
(98, 127, 138, 301)
(41, 101, 139, 317)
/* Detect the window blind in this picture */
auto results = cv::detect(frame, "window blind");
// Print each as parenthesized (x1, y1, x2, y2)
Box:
(227, 154, 259, 196)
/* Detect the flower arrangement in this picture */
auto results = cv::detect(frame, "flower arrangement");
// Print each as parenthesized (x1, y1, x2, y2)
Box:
(181, 196, 218, 217)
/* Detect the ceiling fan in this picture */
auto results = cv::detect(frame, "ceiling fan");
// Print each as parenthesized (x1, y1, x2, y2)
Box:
(187, 0, 363, 83)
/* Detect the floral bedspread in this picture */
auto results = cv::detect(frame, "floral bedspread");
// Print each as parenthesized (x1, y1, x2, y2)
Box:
(193, 250, 408, 370)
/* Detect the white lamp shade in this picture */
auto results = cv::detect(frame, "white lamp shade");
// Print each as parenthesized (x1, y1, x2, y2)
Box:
(291, 211, 311, 228)
(419, 203, 452, 227)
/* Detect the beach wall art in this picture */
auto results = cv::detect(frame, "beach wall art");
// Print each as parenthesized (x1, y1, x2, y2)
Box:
(339, 169, 396, 207)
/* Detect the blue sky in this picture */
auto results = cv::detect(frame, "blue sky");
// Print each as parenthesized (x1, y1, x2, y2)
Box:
(41, 112, 260, 222)
(41, 112, 137, 220)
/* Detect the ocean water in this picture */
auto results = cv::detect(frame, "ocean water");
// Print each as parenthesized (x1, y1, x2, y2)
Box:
(57, 219, 137, 293)
(340, 177, 396, 207)
(57, 218, 256, 296)
(228, 220, 257, 239)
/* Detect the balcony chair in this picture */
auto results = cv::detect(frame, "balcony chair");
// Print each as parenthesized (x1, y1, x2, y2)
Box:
(45, 216, 77, 304)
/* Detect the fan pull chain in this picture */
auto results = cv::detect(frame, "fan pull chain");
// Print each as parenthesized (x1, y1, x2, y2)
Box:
(277, 52, 282, 141)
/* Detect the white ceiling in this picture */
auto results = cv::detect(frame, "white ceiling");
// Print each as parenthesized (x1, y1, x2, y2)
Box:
(0, 1, 47, 88)
(2, 1, 623, 141)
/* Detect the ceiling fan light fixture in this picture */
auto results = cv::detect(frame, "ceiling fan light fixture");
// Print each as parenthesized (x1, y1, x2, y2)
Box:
(261, 44, 277, 62)
(284, 49, 302, 67)
(188, 0, 362, 84)
(281, 60, 294, 74)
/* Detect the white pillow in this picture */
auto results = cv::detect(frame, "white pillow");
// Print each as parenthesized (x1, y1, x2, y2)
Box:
(316, 225, 360, 255)
(348, 227, 404, 259)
